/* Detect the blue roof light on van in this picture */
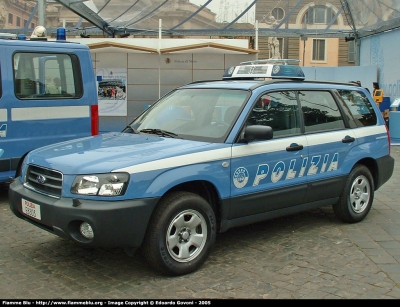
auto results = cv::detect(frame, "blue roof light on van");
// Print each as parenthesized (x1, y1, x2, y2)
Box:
(56, 27, 67, 41)
(222, 59, 305, 81)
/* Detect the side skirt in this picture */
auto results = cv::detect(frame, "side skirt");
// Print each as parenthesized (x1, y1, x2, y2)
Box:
(219, 198, 338, 233)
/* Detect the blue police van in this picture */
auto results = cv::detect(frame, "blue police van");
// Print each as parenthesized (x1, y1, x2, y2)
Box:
(0, 27, 98, 184)
(9, 59, 394, 276)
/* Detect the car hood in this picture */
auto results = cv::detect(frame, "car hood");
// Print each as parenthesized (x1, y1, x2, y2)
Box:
(27, 132, 224, 174)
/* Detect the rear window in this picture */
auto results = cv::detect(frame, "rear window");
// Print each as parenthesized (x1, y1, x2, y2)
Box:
(338, 89, 377, 127)
(13, 52, 83, 99)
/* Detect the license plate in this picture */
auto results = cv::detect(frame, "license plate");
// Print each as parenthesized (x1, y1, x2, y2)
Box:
(22, 198, 42, 220)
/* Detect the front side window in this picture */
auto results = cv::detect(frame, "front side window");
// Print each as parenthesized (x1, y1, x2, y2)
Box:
(299, 91, 345, 133)
(14, 52, 83, 99)
(246, 91, 301, 137)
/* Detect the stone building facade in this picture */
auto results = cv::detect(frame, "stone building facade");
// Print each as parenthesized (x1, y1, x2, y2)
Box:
(0, 0, 355, 67)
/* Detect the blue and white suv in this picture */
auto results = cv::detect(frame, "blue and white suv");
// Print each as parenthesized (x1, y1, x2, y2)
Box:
(9, 59, 395, 276)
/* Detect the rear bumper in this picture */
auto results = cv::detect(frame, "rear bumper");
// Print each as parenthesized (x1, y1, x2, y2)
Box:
(376, 154, 395, 190)
(9, 179, 159, 249)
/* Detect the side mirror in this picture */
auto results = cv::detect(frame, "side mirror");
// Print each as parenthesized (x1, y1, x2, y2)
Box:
(242, 125, 273, 142)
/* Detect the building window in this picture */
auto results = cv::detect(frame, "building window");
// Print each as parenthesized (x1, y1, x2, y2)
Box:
(314, 6, 326, 23)
(277, 37, 284, 57)
(24, 19, 28, 27)
(271, 8, 285, 21)
(303, 5, 338, 25)
(312, 39, 326, 61)
(348, 41, 355, 63)
(8, 13, 13, 25)
(31, 22, 35, 28)
(16, 16, 20, 27)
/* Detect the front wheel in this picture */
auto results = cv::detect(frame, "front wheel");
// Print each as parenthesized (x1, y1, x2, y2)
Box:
(333, 164, 374, 223)
(141, 191, 217, 276)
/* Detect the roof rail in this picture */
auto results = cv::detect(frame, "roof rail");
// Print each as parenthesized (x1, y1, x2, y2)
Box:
(0, 33, 17, 40)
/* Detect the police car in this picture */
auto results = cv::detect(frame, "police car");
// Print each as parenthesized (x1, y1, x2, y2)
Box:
(9, 59, 394, 276)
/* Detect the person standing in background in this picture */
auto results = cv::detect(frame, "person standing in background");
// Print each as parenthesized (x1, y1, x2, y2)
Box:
(46, 76, 58, 94)
(373, 82, 380, 96)
(53, 77, 61, 93)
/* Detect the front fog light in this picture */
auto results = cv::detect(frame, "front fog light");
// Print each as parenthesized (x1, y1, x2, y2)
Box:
(80, 222, 94, 239)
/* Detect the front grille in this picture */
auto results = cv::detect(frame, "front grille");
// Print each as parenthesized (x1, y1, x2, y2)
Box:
(25, 165, 63, 198)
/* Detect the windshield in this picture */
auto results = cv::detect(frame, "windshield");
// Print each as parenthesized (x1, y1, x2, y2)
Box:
(129, 88, 249, 142)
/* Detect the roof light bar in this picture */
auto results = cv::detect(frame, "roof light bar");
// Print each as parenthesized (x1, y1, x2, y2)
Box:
(222, 59, 305, 81)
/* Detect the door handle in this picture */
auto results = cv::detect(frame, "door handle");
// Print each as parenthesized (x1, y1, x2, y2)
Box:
(342, 135, 355, 143)
(286, 143, 304, 151)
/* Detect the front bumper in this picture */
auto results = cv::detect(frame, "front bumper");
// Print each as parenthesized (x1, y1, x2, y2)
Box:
(9, 179, 159, 249)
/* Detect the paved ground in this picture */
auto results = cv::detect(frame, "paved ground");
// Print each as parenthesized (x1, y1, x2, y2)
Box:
(1, 147, 400, 300)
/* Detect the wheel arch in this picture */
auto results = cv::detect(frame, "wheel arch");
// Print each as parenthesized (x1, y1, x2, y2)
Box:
(161, 180, 222, 231)
(14, 151, 30, 180)
(354, 157, 378, 190)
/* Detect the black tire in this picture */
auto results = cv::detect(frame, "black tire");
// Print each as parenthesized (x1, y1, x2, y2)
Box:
(333, 164, 374, 223)
(141, 191, 217, 276)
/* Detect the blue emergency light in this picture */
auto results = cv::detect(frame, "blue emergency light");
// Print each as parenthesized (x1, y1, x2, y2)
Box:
(56, 27, 67, 41)
(222, 59, 305, 80)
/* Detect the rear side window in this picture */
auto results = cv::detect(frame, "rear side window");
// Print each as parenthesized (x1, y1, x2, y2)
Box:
(299, 91, 345, 133)
(337, 89, 377, 127)
(13, 52, 83, 99)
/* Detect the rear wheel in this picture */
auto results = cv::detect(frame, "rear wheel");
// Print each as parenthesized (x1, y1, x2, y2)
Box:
(333, 164, 374, 223)
(141, 191, 216, 276)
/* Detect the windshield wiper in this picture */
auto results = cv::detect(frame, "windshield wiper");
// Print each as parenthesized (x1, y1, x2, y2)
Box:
(139, 128, 180, 138)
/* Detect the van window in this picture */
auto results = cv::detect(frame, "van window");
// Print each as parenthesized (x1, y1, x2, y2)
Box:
(13, 52, 83, 99)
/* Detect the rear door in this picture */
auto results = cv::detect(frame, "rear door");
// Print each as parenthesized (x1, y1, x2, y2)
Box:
(299, 90, 357, 203)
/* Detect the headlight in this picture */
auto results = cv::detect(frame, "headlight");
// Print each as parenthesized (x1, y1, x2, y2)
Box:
(71, 173, 129, 196)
